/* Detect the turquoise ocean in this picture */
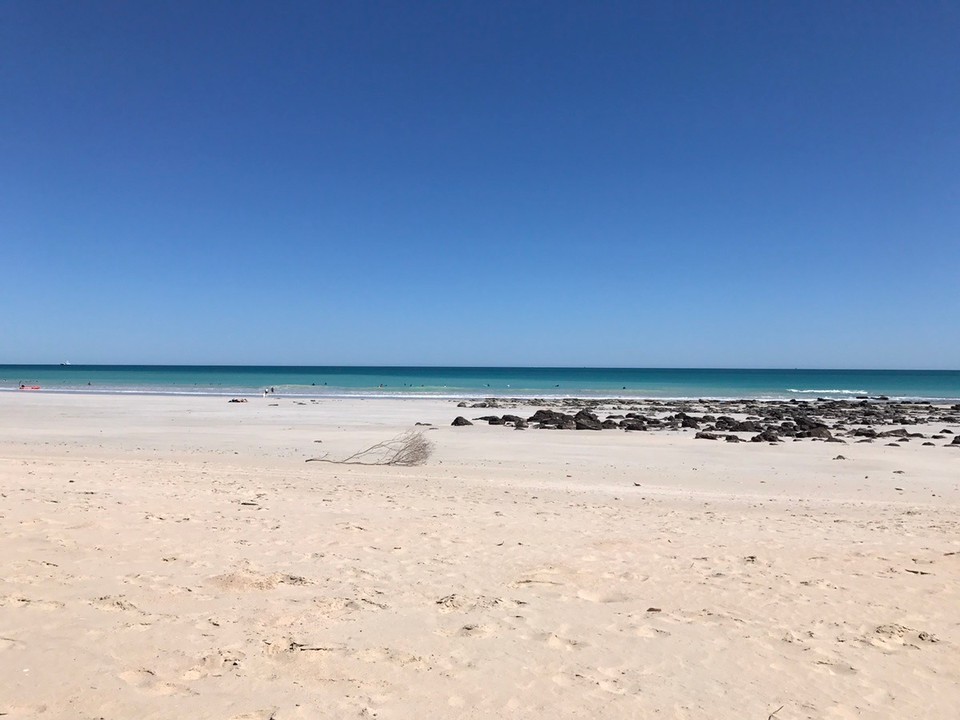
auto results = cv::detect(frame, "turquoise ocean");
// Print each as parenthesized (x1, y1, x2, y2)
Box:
(1, 366, 959, 401)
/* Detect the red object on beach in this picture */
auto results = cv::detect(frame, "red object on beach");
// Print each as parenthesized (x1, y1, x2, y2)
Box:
(19, 385, 41, 390)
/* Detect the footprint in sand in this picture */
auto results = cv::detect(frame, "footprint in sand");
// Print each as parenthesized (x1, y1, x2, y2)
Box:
(208, 568, 311, 591)
(814, 659, 858, 675)
(226, 710, 280, 720)
(436, 622, 497, 639)
(0, 635, 27, 651)
(575, 588, 633, 603)
(0, 595, 65, 611)
(435, 593, 503, 613)
(119, 668, 195, 696)
(90, 595, 147, 615)
(181, 649, 247, 680)
(531, 630, 584, 651)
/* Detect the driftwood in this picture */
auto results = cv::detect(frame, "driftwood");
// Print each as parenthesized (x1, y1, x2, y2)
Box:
(305, 430, 433, 467)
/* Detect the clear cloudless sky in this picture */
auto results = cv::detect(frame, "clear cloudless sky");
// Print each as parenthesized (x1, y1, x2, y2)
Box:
(1, 0, 957, 368)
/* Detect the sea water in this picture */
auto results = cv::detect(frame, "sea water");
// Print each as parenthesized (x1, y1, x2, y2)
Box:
(1, 366, 959, 401)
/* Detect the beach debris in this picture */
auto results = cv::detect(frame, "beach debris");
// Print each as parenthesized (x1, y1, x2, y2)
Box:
(305, 430, 433, 466)
(228, 398, 248, 403)
(833, 455, 847, 460)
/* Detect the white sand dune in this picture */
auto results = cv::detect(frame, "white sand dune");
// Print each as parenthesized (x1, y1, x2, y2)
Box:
(1, 393, 958, 718)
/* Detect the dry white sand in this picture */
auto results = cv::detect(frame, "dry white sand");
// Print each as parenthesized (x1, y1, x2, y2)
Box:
(1, 392, 959, 719)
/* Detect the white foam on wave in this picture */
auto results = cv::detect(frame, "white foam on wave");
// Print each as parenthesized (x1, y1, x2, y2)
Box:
(786, 388, 869, 394)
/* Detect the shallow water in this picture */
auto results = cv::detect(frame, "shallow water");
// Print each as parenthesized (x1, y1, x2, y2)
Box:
(2, 365, 959, 401)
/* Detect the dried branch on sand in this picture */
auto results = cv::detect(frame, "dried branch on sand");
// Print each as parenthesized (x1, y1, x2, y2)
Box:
(305, 430, 433, 467)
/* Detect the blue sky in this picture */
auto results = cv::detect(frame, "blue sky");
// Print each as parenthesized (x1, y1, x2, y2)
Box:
(1, 1, 957, 367)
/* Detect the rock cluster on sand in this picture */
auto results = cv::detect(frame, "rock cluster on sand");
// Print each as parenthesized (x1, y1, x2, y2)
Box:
(451, 398, 960, 446)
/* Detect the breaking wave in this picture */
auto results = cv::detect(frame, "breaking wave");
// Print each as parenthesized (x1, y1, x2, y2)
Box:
(786, 388, 869, 395)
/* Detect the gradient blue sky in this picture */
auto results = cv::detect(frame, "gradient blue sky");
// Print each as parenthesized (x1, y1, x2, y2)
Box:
(2, 1, 957, 367)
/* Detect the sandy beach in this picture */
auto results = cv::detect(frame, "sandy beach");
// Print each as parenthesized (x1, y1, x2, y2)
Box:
(2, 392, 959, 719)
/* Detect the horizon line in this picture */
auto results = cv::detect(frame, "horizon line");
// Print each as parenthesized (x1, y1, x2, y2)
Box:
(2, 363, 958, 373)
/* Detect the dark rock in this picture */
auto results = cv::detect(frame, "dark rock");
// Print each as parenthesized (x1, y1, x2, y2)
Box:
(794, 416, 828, 431)
(695, 431, 718, 440)
(528, 409, 571, 425)
(796, 427, 833, 440)
(751, 429, 781, 443)
(451, 416, 473, 426)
